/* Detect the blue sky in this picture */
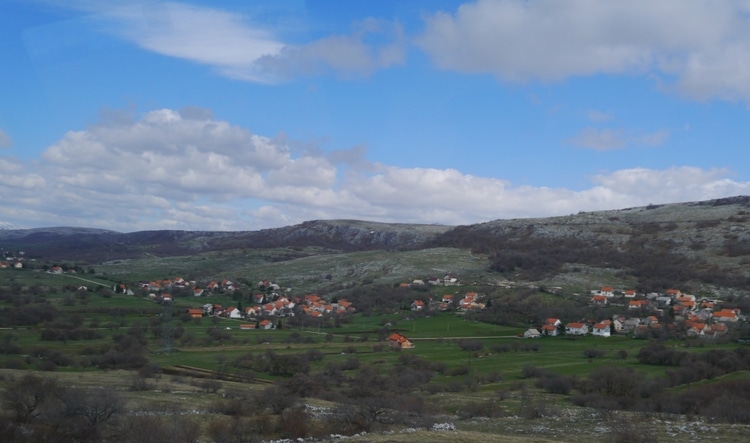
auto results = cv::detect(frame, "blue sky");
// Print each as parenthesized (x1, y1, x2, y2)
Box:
(2, 0, 750, 231)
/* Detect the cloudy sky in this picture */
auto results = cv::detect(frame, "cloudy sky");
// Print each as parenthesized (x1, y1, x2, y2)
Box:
(2, 0, 750, 232)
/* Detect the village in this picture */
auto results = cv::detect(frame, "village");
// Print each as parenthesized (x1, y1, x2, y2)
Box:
(107, 270, 745, 345)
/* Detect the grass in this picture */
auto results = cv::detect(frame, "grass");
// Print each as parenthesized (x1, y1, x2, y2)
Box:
(91, 246, 490, 296)
(4, 219, 750, 440)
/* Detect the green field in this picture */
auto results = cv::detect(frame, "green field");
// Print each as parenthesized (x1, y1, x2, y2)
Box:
(3, 260, 750, 442)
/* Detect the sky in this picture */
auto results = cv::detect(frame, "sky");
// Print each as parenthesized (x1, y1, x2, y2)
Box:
(1, 0, 750, 232)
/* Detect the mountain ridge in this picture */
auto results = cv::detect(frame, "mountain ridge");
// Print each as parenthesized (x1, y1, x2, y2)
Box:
(2, 196, 749, 294)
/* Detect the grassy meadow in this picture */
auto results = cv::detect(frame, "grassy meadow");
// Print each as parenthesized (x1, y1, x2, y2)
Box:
(3, 256, 750, 442)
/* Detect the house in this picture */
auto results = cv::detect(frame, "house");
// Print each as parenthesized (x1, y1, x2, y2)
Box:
(676, 296, 696, 310)
(412, 279, 425, 286)
(709, 322, 728, 336)
(629, 300, 649, 310)
(187, 309, 203, 319)
(427, 277, 441, 285)
(591, 295, 608, 306)
(656, 296, 673, 307)
(541, 324, 559, 336)
(258, 320, 274, 330)
(388, 333, 414, 349)
(600, 286, 614, 297)
(240, 323, 256, 331)
(565, 322, 588, 335)
(523, 328, 541, 338)
(206, 281, 220, 292)
(0, 261, 7, 269)
(193, 288, 205, 297)
(305, 294, 322, 304)
(245, 306, 261, 317)
(623, 289, 637, 298)
(592, 323, 611, 337)
(48, 266, 63, 274)
(713, 309, 740, 322)
(441, 294, 454, 304)
(686, 321, 707, 336)
(621, 318, 641, 332)
(262, 303, 278, 316)
(612, 317, 625, 333)
(545, 318, 562, 327)
(410, 300, 425, 311)
(444, 274, 459, 286)
(225, 307, 241, 319)
(202, 303, 214, 315)
(161, 294, 172, 303)
(666, 288, 682, 297)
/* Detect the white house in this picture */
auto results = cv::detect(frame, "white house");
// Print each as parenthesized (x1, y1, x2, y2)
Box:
(523, 328, 541, 338)
(226, 308, 242, 319)
(444, 274, 459, 286)
(592, 323, 611, 337)
(565, 322, 588, 335)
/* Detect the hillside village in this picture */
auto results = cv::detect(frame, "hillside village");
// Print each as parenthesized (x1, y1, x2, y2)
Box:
(3, 257, 744, 343)
(75, 268, 744, 342)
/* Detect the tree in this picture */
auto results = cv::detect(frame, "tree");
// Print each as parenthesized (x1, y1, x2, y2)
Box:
(2, 374, 59, 423)
(58, 386, 125, 431)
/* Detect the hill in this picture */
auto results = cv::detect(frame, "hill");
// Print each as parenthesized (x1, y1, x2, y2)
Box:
(3, 196, 750, 294)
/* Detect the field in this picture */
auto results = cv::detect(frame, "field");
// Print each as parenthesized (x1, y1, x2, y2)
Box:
(2, 255, 750, 442)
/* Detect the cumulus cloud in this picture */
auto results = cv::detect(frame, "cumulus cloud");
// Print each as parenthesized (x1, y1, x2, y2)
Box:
(1, 107, 748, 231)
(416, 0, 750, 102)
(0, 129, 11, 148)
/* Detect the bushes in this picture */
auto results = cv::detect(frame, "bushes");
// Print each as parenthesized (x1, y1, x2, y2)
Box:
(583, 349, 606, 359)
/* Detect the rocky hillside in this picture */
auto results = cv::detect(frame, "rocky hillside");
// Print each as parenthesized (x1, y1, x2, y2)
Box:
(429, 196, 750, 292)
(0, 220, 451, 262)
(2, 196, 749, 293)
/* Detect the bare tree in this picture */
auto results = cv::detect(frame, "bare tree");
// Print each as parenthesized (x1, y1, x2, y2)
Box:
(1, 373, 59, 423)
(56, 386, 125, 441)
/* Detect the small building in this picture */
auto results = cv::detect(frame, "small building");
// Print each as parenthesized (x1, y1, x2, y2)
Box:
(592, 323, 611, 337)
(565, 322, 588, 335)
(187, 309, 203, 319)
(541, 324, 559, 336)
(591, 295, 608, 306)
(388, 333, 414, 349)
(259, 319, 274, 330)
(523, 328, 541, 338)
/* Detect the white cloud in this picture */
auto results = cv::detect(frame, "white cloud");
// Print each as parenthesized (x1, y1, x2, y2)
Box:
(1, 107, 748, 231)
(249, 19, 406, 81)
(90, 1, 284, 82)
(416, 0, 750, 102)
(0, 129, 11, 148)
(566, 128, 626, 151)
(587, 110, 613, 122)
(60, 2, 404, 83)
(567, 127, 670, 150)
(637, 129, 670, 147)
